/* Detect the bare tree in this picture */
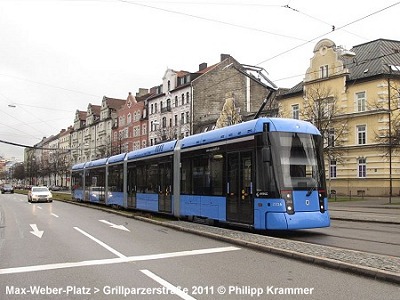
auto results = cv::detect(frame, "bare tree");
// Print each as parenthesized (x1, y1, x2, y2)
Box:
(301, 83, 348, 162)
(373, 80, 400, 156)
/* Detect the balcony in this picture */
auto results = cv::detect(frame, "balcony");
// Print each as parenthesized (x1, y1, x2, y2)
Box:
(161, 106, 171, 113)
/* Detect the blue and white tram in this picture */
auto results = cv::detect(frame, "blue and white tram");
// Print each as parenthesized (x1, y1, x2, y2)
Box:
(71, 117, 330, 230)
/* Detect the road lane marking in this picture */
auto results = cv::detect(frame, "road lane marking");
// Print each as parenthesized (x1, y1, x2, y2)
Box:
(99, 220, 130, 231)
(51, 213, 59, 218)
(36, 206, 43, 210)
(74, 227, 127, 258)
(30, 224, 44, 238)
(0, 246, 240, 275)
(141, 269, 196, 300)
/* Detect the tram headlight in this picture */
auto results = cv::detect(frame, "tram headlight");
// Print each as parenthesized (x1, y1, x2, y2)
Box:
(318, 189, 326, 212)
(281, 190, 294, 215)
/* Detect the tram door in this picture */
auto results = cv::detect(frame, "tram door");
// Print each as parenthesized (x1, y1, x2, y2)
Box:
(127, 166, 136, 209)
(158, 162, 172, 213)
(226, 151, 254, 224)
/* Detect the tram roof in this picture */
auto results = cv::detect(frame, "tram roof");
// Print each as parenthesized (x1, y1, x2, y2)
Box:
(268, 118, 320, 135)
(108, 153, 126, 164)
(85, 157, 108, 168)
(180, 118, 320, 149)
(71, 162, 87, 170)
(127, 140, 176, 160)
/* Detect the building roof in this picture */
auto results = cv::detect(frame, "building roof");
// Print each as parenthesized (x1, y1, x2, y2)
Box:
(77, 110, 87, 120)
(345, 38, 400, 81)
(90, 104, 101, 116)
(103, 96, 125, 110)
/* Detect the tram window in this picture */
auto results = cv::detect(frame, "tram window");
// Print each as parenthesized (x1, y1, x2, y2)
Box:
(193, 157, 208, 194)
(146, 163, 158, 193)
(137, 165, 146, 193)
(190, 154, 223, 196)
(256, 148, 278, 197)
(211, 154, 223, 195)
(181, 159, 192, 194)
(108, 165, 123, 192)
(72, 172, 83, 190)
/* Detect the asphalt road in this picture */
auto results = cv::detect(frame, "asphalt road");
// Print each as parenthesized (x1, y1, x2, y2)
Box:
(0, 193, 399, 300)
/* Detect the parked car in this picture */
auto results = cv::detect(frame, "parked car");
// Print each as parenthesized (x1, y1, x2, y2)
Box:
(49, 186, 62, 191)
(1, 184, 14, 194)
(28, 186, 53, 203)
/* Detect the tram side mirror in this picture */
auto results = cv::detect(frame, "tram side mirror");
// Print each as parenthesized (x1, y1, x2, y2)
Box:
(262, 147, 271, 162)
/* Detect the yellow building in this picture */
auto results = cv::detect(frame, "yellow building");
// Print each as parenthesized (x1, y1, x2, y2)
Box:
(278, 38, 400, 197)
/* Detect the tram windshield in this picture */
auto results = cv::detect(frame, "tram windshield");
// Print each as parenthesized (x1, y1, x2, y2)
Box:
(270, 132, 325, 190)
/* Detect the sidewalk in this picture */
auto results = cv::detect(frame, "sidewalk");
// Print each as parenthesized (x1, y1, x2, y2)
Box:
(328, 197, 400, 224)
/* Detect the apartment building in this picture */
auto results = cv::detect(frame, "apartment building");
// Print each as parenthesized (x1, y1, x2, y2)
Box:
(278, 38, 400, 197)
(113, 89, 152, 154)
(191, 54, 278, 133)
(147, 67, 207, 145)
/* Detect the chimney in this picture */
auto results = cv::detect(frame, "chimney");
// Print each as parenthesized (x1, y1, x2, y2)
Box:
(199, 62, 207, 71)
(220, 53, 230, 62)
(136, 88, 149, 97)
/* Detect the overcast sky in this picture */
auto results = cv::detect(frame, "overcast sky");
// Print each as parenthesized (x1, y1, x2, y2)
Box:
(1, 0, 399, 161)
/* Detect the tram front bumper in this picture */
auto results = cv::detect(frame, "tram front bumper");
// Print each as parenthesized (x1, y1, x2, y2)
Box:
(266, 211, 330, 230)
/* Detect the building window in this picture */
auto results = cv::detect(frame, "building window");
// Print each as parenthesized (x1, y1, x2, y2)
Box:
(175, 96, 178, 107)
(328, 128, 335, 147)
(181, 94, 185, 106)
(186, 112, 189, 124)
(320, 65, 328, 78)
(356, 91, 366, 112)
(134, 126, 139, 137)
(180, 113, 184, 124)
(358, 158, 366, 178)
(127, 113, 132, 124)
(357, 125, 366, 145)
(186, 92, 190, 104)
(174, 115, 177, 126)
(162, 117, 166, 128)
(329, 159, 337, 178)
(167, 80, 171, 91)
(292, 104, 299, 119)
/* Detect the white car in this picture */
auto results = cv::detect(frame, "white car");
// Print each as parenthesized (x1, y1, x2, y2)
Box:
(28, 186, 53, 203)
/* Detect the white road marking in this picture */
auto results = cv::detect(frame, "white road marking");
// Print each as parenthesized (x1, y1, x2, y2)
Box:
(141, 269, 196, 300)
(73, 227, 126, 258)
(99, 219, 130, 231)
(29, 224, 44, 238)
(36, 206, 43, 210)
(0, 246, 240, 275)
(51, 213, 59, 218)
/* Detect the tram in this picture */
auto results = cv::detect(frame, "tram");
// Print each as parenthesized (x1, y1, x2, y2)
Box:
(71, 117, 330, 230)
